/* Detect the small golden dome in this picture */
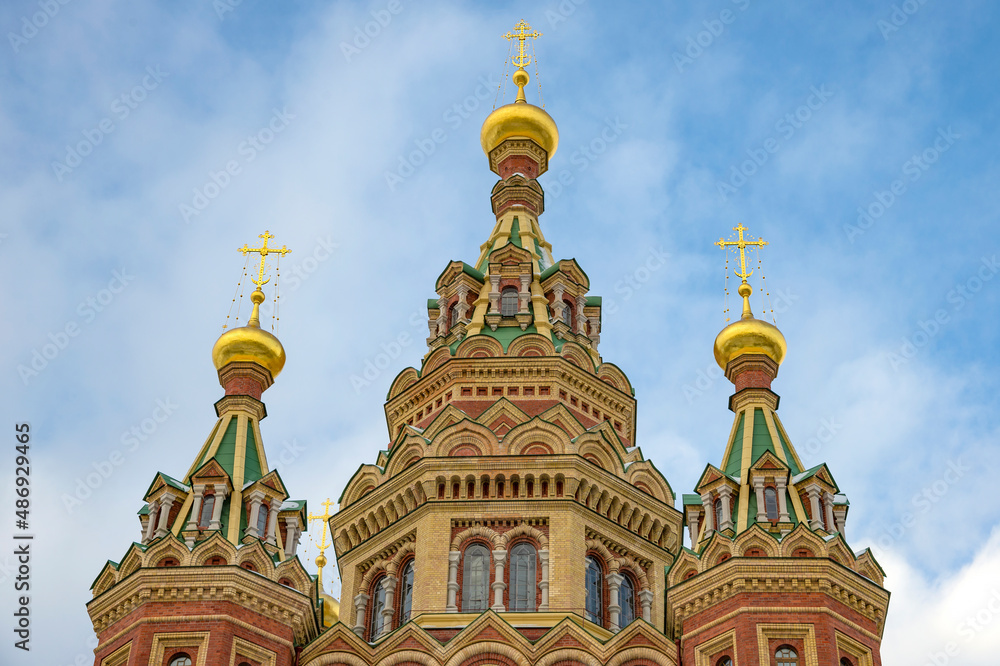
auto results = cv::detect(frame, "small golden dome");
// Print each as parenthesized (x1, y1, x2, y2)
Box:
(713, 283, 786, 369)
(211, 289, 286, 378)
(320, 592, 339, 628)
(480, 68, 559, 158)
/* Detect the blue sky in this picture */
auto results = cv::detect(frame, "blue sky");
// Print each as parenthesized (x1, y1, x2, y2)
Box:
(2, 1, 999, 663)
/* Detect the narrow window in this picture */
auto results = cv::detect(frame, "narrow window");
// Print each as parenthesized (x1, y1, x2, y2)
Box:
(714, 497, 723, 529)
(256, 504, 268, 536)
(561, 302, 572, 325)
(368, 577, 387, 640)
(584, 555, 603, 624)
(500, 287, 519, 316)
(450, 304, 460, 327)
(509, 543, 537, 611)
(764, 487, 779, 521)
(399, 560, 414, 624)
(619, 574, 636, 627)
(716, 658, 733, 666)
(462, 544, 489, 611)
(199, 494, 215, 528)
(776, 646, 799, 666)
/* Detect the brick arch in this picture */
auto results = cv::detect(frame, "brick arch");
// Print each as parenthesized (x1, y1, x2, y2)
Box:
(507, 333, 556, 358)
(455, 335, 504, 359)
(505, 421, 570, 456)
(388, 541, 417, 576)
(388, 367, 420, 400)
(385, 442, 426, 477)
(607, 647, 676, 666)
(423, 345, 454, 373)
(733, 527, 779, 558)
(142, 536, 189, 569)
(617, 554, 650, 590)
(534, 649, 603, 666)
(560, 342, 595, 373)
(596, 362, 631, 394)
(444, 642, 530, 666)
(359, 558, 392, 590)
(374, 651, 438, 666)
(626, 463, 674, 504)
(432, 421, 500, 458)
(236, 545, 274, 578)
(584, 539, 618, 573)
(304, 653, 368, 666)
(500, 523, 548, 550)
(190, 532, 237, 567)
(451, 524, 502, 551)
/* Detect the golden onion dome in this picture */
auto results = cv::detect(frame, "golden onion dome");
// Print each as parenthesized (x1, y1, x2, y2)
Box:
(320, 592, 339, 628)
(713, 283, 786, 369)
(480, 67, 559, 158)
(211, 289, 286, 378)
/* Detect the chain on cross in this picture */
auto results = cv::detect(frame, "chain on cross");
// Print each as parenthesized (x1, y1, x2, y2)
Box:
(715, 224, 767, 283)
(238, 230, 292, 288)
(504, 19, 541, 68)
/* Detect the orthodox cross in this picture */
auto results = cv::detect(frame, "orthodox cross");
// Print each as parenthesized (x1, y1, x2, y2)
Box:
(715, 224, 767, 284)
(308, 498, 334, 590)
(238, 230, 291, 287)
(504, 20, 541, 68)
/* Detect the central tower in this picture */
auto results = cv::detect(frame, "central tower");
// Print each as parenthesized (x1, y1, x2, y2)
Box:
(300, 22, 685, 666)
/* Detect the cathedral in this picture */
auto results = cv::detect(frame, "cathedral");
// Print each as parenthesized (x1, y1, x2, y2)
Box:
(85, 22, 890, 666)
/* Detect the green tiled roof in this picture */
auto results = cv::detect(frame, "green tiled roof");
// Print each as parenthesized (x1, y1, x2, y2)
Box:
(775, 422, 801, 474)
(244, 424, 262, 484)
(682, 494, 702, 506)
(213, 417, 240, 475)
(509, 216, 522, 248)
(724, 412, 746, 476)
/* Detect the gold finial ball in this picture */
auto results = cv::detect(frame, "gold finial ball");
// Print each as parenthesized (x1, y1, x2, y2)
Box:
(315, 553, 327, 569)
(738, 282, 752, 298)
(512, 67, 529, 88)
(250, 288, 265, 305)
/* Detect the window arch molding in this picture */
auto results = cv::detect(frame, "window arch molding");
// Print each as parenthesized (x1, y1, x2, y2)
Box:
(776, 645, 799, 666)
(168, 655, 192, 666)
(500, 287, 519, 317)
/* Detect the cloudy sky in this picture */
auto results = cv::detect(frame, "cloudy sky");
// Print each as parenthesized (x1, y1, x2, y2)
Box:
(2, 1, 998, 664)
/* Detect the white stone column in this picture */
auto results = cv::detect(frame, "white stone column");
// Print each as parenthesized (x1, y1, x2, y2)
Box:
(489, 275, 501, 312)
(753, 478, 767, 522)
(833, 506, 848, 538)
(185, 485, 205, 531)
(700, 492, 715, 536)
(446, 551, 460, 612)
(143, 501, 159, 543)
(551, 284, 566, 324)
(588, 316, 601, 348)
(575, 295, 587, 334)
(436, 295, 448, 336)
(606, 572, 624, 631)
(718, 485, 733, 532)
(638, 589, 654, 624)
(266, 498, 282, 545)
(283, 516, 301, 558)
(687, 511, 701, 547)
(538, 550, 550, 611)
(823, 492, 837, 533)
(518, 275, 531, 314)
(806, 486, 824, 530)
(209, 486, 228, 530)
(379, 576, 397, 636)
(456, 285, 470, 322)
(245, 491, 266, 539)
(154, 493, 176, 539)
(491, 549, 507, 612)
(353, 592, 369, 637)
(775, 477, 790, 522)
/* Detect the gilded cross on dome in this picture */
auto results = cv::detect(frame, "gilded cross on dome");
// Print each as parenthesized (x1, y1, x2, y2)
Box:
(715, 224, 767, 284)
(308, 498, 334, 590)
(239, 230, 292, 287)
(504, 19, 541, 68)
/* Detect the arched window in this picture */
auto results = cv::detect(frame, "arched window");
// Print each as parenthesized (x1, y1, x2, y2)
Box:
(714, 497, 723, 529)
(462, 544, 490, 612)
(561, 301, 572, 325)
(716, 658, 733, 666)
(509, 542, 537, 611)
(764, 487, 779, 521)
(776, 646, 799, 666)
(450, 304, 460, 327)
(168, 655, 192, 666)
(584, 556, 603, 624)
(206, 556, 226, 566)
(199, 494, 215, 528)
(840, 659, 854, 666)
(619, 574, 636, 627)
(368, 576, 387, 640)
(255, 504, 268, 536)
(398, 560, 415, 624)
(157, 557, 179, 567)
(500, 287, 519, 316)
